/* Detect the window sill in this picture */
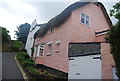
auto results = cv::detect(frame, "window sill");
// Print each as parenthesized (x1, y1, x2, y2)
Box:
(40, 56, 44, 57)
(46, 53, 52, 56)
(80, 22, 90, 27)
(55, 50, 60, 53)
(36, 56, 44, 57)
(48, 32, 53, 35)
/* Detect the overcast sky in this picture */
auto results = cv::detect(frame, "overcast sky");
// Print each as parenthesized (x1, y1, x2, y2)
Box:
(0, 0, 119, 40)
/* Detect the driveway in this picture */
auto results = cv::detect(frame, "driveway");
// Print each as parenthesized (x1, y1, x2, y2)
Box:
(2, 53, 24, 80)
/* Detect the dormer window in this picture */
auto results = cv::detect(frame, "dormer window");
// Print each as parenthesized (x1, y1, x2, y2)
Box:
(80, 13, 90, 26)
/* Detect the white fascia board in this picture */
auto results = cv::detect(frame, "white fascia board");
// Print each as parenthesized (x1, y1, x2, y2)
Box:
(96, 32, 108, 36)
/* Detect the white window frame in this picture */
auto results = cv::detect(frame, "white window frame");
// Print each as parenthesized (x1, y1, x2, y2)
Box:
(48, 44, 52, 54)
(34, 45, 38, 57)
(56, 41, 60, 44)
(37, 45, 40, 57)
(50, 27, 54, 33)
(47, 42, 52, 45)
(81, 13, 85, 24)
(39, 44, 45, 57)
(36, 44, 45, 57)
(33, 46, 36, 57)
(85, 15, 90, 26)
(55, 41, 60, 53)
(80, 12, 90, 26)
(47, 42, 52, 55)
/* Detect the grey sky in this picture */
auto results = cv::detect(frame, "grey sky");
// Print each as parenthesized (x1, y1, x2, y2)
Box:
(0, 0, 119, 40)
(30, 2, 71, 22)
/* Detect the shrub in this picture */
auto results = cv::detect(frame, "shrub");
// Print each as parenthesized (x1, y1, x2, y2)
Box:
(23, 59, 35, 66)
(16, 52, 29, 61)
(31, 47, 34, 55)
(21, 52, 29, 58)
(42, 72, 51, 77)
(26, 66, 39, 75)
(16, 52, 35, 67)
(16, 52, 63, 79)
(11, 40, 22, 52)
(21, 49, 27, 52)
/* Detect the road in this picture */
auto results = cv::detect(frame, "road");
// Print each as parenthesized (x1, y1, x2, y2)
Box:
(2, 53, 24, 80)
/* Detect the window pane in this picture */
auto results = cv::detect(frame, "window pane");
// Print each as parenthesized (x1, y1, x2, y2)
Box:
(50, 45, 52, 53)
(48, 44, 52, 53)
(86, 15, 89, 26)
(81, 13, 85, 24)
(81, 13, 85, 18)
(50, 27, 54, 32)
(39, 44, 44, 57)
(40, 49, 43, 56)
(69, 43, 100, 57)
(36, 47, 38, 55)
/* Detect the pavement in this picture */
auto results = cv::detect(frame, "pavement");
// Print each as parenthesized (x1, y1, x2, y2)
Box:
(2, 53, 24, 80)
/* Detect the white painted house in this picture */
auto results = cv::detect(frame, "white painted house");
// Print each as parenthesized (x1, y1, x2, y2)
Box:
(25, 20, 42, 57)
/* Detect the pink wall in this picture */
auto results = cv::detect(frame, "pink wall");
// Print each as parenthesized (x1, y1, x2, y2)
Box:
(68, 3, 109, 42)
(101, 43, 115, 79)
(34, 12, 72, 73)
(34, 2, 113, 77)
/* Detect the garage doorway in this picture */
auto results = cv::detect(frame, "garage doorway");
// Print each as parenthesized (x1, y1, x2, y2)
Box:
(68, 42, 101, 79)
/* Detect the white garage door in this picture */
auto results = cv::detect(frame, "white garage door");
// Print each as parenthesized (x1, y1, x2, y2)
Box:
(68, 54, 101, 79)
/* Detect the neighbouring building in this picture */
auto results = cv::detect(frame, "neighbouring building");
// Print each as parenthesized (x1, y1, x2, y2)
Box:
(32, 2, 117, 79)
(25, 20, 46, 57)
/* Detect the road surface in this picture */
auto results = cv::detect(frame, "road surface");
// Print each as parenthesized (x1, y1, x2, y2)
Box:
(2, 53, 24, 80)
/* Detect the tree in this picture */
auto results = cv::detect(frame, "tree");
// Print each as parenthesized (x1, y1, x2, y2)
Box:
(11, 40, 22, 52)
(0, 26, 11, 43)
(110, 1, 120, 19)
(15, 23, 31, 44)
(106, 1, 120, 79)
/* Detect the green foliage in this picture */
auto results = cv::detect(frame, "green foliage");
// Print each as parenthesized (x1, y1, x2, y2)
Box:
(16, 52, 29, 61)
(15, 23, 31, 43)
(0, 26, 12, 52)
(16, 52, 34, 67)
(107, 1, 120, 79)
(23, 59, 35, 66)
(2, 46, 14, 52)
(106, 21, 120, 79)
(16, 52, 63, 79)
(110, 2, 120, 19)
(16, 52, 39, 74)
(108, 22, 120, 55)
(31, 47, 34, 54)
(40, 71, 52, 77)
(11, 40, 22, 52)
(26, 66, 39, 75)
(0, 26, 11, 43)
